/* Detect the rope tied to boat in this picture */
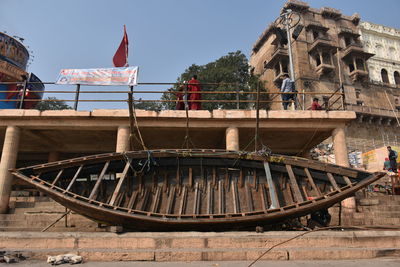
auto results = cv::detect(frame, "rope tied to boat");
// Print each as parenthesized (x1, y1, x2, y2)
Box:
(122, 150, 157, 176)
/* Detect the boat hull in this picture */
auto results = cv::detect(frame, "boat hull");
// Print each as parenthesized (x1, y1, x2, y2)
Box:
(12, 149, 385, 231)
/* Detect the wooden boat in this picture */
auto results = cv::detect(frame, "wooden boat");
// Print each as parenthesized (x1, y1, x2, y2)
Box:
(11, 149, 385, 231)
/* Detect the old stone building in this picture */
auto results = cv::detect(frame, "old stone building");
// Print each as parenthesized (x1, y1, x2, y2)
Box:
(250, 0, 400, 165)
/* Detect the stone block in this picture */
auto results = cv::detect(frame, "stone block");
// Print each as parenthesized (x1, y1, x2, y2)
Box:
(155, 251, 202, 261)
(77, 237, 156, 249)
(170, 238, 205, 248)
(91, 109, 129, 117)
(40, 110, 91, 117)
(0, 109, 24, 117)
(80, 251, 155, 261)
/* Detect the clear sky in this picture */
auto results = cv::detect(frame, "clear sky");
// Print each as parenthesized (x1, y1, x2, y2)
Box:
(1, 0, 399, 110)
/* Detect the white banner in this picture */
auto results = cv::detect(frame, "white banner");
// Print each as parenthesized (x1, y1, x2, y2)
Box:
(56, 66, 138, 86)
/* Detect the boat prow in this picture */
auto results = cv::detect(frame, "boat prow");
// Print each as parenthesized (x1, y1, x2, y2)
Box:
(11, 149, 385, 231)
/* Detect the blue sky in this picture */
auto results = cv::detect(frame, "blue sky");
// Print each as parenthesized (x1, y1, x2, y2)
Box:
(1, 0, 399, 110)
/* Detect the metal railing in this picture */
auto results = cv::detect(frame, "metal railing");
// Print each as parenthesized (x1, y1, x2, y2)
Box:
(0, 81, 345, 111)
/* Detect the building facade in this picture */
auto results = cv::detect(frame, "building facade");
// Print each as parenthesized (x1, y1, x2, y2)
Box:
(250, 0, 400, 161)
(359, 21, 400, 87)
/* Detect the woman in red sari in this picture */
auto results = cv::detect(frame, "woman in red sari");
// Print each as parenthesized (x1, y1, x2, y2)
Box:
(188, 75, 201, 110)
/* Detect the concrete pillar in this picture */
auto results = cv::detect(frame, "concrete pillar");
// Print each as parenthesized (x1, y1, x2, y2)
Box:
(116, 126, 130, 153)
(0, 126, 21, 214)
(332, 126, 356, 213)
(226, 127, 239, 151)
(47, 151, 60, 163)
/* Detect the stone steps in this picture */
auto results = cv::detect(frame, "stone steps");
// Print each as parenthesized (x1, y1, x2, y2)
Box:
(1, 231, 400, 261)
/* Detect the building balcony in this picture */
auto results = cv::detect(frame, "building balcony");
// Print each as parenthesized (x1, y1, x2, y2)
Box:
(341, 43, 374, 60)
(308, 37, 337, 54)
(315, 63, 335, 78)
(264, 47, 289, 69)
(349, 69, 369, 83)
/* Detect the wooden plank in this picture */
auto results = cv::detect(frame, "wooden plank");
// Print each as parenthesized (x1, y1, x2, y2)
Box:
(151, 187, 162, 213)
(285, 164, 304, 203)
(239, 168, 244, 188)
(188, 168, 193, 188)
(179, 186, 187, 215)
(193, 182, 200, 215)
(176, 166, 181, 185)
(327, 173, 341, 192)
(207, 181, 213, 214)
(140, 188, 150, 211)
(260, 184, 268, 211)
(166, 187, 175, 214)
(109, 160, 131, 206)
(51, 169, 64, 187)
(253, 170, 258, 190)
(212, 167, 217, 186)
(127, 191, 138, 210)
(263, 162, 280, 208)
(65, 165, 83, 192)
(304, 168, 322, 197)
(218, 180, 225, 214)
(343, 176, 353, 187)
(88, 161, 110, 200)
(245, 182, 254, 212)
(231, 180, 240, 213)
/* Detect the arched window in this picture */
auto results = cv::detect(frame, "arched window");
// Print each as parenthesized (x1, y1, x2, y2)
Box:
(394, 71, 400, 85)
(381, 69, 389, 83)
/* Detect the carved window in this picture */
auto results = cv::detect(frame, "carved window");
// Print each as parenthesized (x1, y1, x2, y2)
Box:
(375, 44, 383, 57)
(355, 89, 361, 99)
(349, 63, 355, 73)
(394, 71, 400, 85)
(322, 52, 332, 65)
(344, 37, 352, 47)
(356, 58, 365, 71)
(314, 54, 321, 66)
(356, 100, 364, 106)
(381, 69, 389, 84)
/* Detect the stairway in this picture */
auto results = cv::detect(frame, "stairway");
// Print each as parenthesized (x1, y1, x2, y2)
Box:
(0, 230, 400, 261)
(0, 193, 101, 232)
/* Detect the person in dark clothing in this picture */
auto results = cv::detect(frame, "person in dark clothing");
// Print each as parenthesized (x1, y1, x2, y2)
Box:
(387, 146, 398, 173)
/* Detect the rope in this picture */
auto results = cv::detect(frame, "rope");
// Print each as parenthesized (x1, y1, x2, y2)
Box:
(181, 85, 196, 149)
(128, 91, 147, 150)
(247, 225, 400, 267)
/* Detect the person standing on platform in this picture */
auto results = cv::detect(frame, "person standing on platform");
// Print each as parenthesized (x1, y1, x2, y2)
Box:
(175, 84, 185, 110)
(188, 75, 201, 110)
(280, 74, 295, 110)
(387, 146, 398, 173)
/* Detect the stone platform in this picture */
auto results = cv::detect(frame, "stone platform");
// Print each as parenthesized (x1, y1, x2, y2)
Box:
(1, 230, 400, 262)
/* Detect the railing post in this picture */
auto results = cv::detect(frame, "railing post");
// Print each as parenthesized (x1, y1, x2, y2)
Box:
(73, 84, 81, 111)
(340, 84, 346, 110)
(236, 82, 240, 109)
(18, 73, 30, 109)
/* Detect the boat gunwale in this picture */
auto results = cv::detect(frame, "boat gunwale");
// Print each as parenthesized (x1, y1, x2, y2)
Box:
(16, 149, 365, 179)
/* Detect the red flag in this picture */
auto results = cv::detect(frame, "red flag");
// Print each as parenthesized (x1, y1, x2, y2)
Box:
(113, 25, 129, 67)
